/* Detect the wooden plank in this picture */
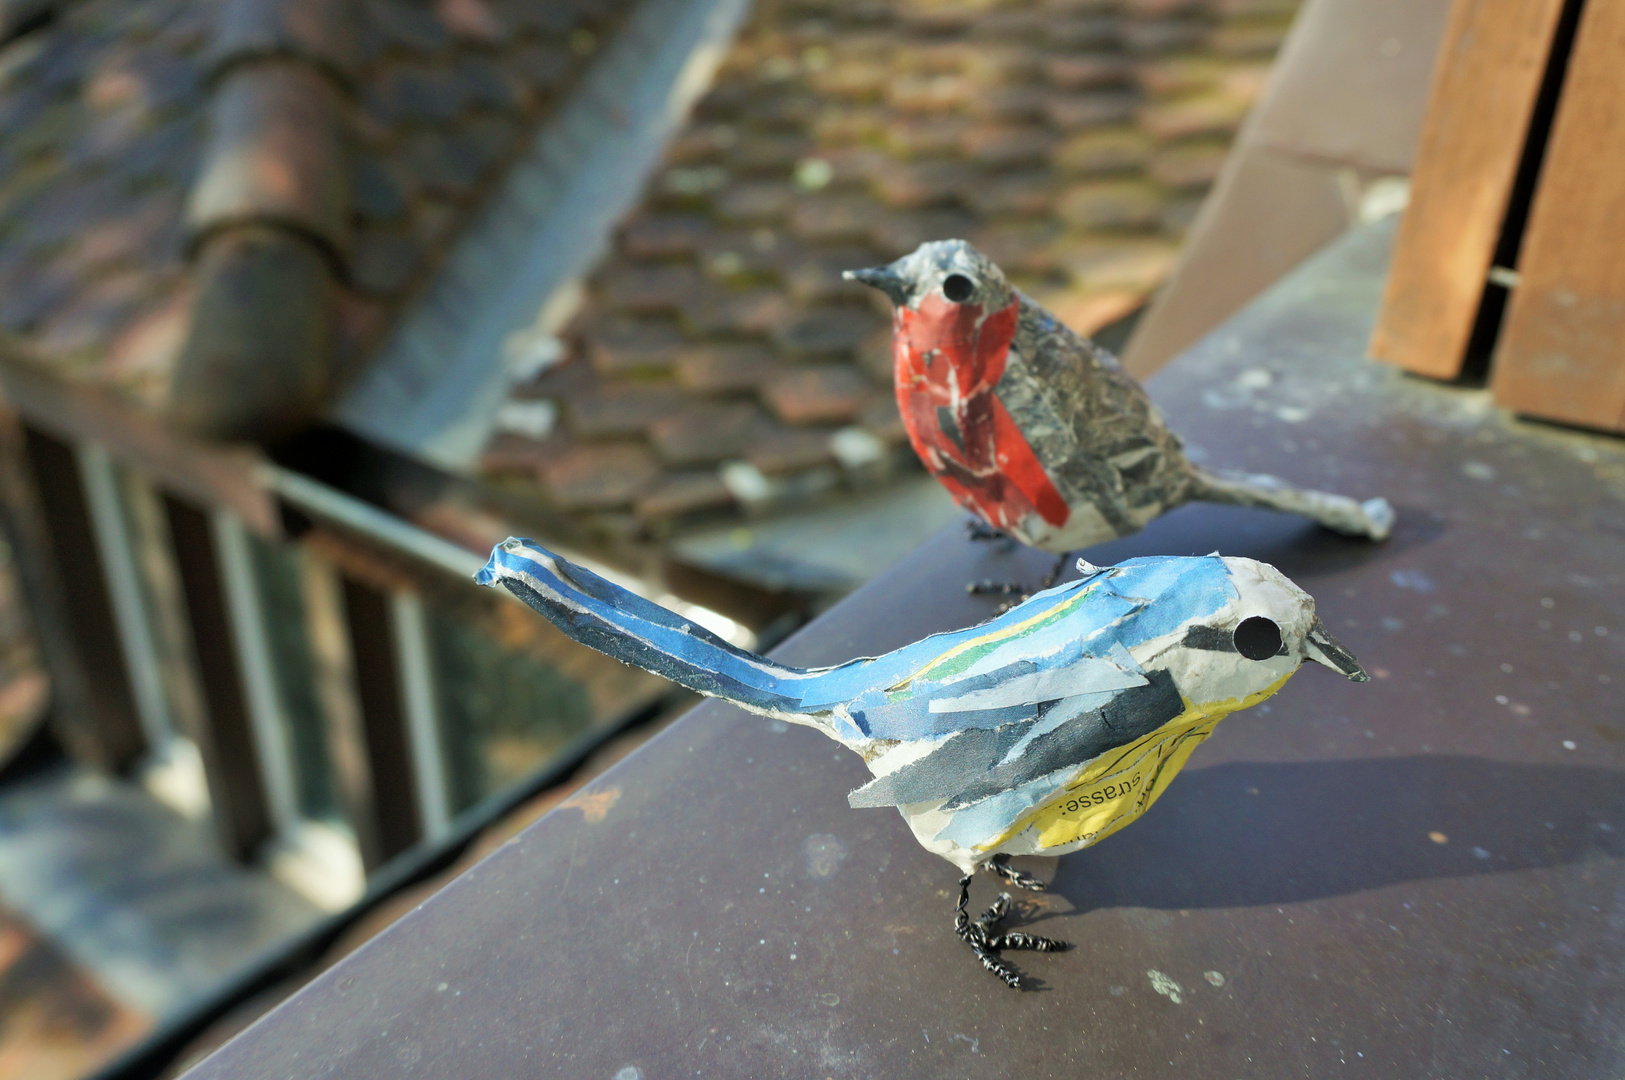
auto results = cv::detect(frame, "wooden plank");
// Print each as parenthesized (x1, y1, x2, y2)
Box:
(340, 576, 422, 864)
(21, 425, 147, 771)
(299, 551, 383, 869)
(1491, 0, 1625, 430)
(0, 411, 103, 767)
(1369, 0, 1567, 379)
(299, 553, 422, 870)
(164, 494, 274, 862)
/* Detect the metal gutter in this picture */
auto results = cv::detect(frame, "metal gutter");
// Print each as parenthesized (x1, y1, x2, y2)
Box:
(335, 0, 752, 468)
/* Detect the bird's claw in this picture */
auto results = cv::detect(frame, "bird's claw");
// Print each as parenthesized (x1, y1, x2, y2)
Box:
(983, 854, 1047, 892)
(967, 555, 1071, 610)
(964, 520, 1010, 544)
(954, 873, 1069, 989)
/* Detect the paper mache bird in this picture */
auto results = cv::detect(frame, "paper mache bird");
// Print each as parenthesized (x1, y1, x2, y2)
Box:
(478, 537, 1368, 988)
(845, 240, 1395, 595)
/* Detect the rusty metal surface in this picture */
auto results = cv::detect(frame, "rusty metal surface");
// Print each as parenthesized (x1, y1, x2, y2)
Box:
(185, 217, 1625, 1078)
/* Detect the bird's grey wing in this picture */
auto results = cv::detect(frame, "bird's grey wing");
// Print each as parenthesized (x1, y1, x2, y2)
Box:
(1000, 298, 1193, 529)
(848, 721, 1032, 808)
(847, 620, 1187, 812)
(940, 669, 1185, 808)
(848, 669, 1186, 809)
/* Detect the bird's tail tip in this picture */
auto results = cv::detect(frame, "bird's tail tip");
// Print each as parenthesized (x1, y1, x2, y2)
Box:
(475, 536, 542, 587)
(1358, 497, 1396, 541)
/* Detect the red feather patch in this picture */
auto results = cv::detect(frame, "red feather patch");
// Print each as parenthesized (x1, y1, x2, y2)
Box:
(894, 295, 1069, 533)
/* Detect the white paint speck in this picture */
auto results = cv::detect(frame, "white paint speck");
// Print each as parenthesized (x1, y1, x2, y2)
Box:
(1563, 740, 1577, 750)
(1203, 971, 1225, 987)
(1148, 970, 1183, 1004)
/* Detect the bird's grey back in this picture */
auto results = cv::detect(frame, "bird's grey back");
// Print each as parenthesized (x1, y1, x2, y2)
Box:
(998, 295, 1194, 535)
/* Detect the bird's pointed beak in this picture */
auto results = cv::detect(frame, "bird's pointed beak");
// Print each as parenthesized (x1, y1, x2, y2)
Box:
(843, 264, 910, 307)
(1304, 617, 1369, 681)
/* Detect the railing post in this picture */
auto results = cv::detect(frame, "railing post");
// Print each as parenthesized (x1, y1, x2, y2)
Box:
(76, 443, 178, 754)
(300, 553, 423, 871)
(390, 590, 453, 841)
(163, 494, 274, 861)
(339, 576, 423, 863)
(211, 510, 302, 836)
(16, 424, 146, 770)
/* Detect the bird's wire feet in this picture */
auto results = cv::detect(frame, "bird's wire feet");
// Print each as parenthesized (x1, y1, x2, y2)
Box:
(953, 857, 1069, 989)
(964, 519, 1011, 544)
(966, 552, 1074, 613)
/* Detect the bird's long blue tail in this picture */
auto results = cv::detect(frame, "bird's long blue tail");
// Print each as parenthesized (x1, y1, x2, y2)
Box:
(476, 537, 825, 724)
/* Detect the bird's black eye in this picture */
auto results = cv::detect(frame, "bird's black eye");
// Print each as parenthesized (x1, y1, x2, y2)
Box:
(942, 274, 975, 302)
(1233, 616, 1282, 661)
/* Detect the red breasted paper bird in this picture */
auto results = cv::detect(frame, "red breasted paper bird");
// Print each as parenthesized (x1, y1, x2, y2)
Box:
(846, 240, 1393, 588)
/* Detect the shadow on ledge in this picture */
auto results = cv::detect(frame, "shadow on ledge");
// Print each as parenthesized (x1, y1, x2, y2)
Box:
(1048, 755, 1624, 913)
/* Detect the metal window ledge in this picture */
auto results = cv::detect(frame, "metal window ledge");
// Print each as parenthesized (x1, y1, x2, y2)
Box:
(180, 218, 1625, 1078)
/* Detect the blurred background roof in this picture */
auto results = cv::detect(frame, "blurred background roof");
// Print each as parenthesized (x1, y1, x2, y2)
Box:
(472, 0, 1303, 559)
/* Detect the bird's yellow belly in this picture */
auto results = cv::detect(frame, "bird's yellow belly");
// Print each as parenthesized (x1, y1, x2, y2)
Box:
(979, 674, 1291, 855)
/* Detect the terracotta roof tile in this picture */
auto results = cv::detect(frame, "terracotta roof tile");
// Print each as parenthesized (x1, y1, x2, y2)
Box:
(1057, 179, 1166, 230)
(714, 180, 793, 224)
(673, 342, 784, 394)
(603, 263, 710, 315)
(1042, 88, 1139, 129)
(747, 425, 837, 474)
(0, 0, 1281, 534)
(784, 246, 886, 303)
(694, 230, 803, 281)
(870, 158, 974, 209)
(1044, 53, 1133, 90)
(1149, 139, 1231, 190)
(867, 206, 978, 258)
(586, 318, 686, 376)
(681, 287, 788, 337)
(0, 0, 642, 422)
(635, 470, 734, 521)
(857, 393, 907, 444)
(1137, 91, 1251, 140)
(622, 215, 713, 259)
(761, 365, 872, 426)
(1209, 20, 1291, 57)
(647, 402, 772, 466)
(958, 170, 1060, 217)
(965, 219, 1061, 274)
(1123, 20, 1213, 55)
(769, 305, 884, 361)
(788, 191, 890, 243)
(542, 443, 661, 510)
(959, 123, 1053, 167)
(1052, 126, 1151, 175)
(566, 381, 686, 440)
(186, 65, 352, 251)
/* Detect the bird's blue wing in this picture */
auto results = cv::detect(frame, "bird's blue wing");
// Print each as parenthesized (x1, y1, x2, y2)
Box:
(846, 556, 1234, 810)
(835, 557, 1233, 741)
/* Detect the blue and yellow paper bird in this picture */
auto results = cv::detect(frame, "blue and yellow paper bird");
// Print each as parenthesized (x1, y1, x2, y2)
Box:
(477, 538, 1367, 987)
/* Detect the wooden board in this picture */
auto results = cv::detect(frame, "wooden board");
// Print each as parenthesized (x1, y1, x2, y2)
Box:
(1491, 0, 1625, 431)
(164, 494, 274, 862)
(1368, 0, 1567, 378)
